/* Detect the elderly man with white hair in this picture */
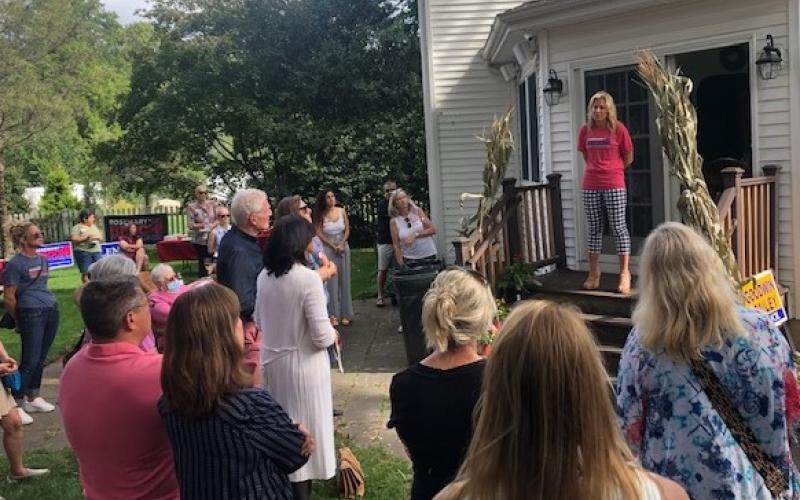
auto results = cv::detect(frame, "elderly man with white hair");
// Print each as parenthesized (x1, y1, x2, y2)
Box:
(216, 188, 272, 387)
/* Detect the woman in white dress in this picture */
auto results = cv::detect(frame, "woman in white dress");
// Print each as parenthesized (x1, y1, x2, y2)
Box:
(313, 188, 354, 326)
(255, 215, 339, 500)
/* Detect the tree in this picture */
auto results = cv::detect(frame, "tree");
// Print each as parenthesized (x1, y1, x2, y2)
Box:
(0, 0, 124, 255)
(39, 165, 81, 213)
(113, 0, 426, 208)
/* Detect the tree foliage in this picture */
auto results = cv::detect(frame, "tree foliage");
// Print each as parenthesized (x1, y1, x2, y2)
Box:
(39, 165, 81, 214)
(113, 0, 426, 205)
(0, 0, 128, 254)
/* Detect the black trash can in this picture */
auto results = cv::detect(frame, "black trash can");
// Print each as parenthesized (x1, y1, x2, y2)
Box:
(394, 260, 442, 366)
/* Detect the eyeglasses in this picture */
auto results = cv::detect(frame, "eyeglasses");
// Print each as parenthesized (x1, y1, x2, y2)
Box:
(127, 301, 149, 314)
(446, 266, 489, 287)
(28, 232, 43, 238)
(404, 217, 412, 229)
(299, 205, 311, 212)
(218, 214, 230, 218)
(197, 191, 208, 195)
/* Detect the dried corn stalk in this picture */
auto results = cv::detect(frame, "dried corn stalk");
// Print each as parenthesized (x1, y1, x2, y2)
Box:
(458, 106, 515, 236)
(636, 50, 741, 286)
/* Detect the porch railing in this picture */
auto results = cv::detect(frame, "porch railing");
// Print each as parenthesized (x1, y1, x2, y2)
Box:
(453, 174, 566, 291)
(716, 164, 780, 281)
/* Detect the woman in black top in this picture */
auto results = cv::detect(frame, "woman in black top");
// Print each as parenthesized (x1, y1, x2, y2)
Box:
(159, 283, 314, 500)
(388, 268, 496, 500)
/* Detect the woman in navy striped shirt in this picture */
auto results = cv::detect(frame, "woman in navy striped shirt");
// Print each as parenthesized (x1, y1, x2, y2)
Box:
(159, 283, 314, 500)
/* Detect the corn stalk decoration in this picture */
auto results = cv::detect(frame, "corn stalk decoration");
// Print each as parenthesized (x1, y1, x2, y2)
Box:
(458, 106, 515, 236)
(635, 50, 741, 286)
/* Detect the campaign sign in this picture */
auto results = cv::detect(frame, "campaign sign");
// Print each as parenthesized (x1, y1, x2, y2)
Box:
(36, 241, 74, 270)
(101, 242, 121, 256)
(740, 270, 788, 326)
(104, 214, 168, 244)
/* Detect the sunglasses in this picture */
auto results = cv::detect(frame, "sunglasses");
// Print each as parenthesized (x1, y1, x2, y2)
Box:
(299, 205, 311, 212)
(218, 214, 230, 218)
(28, 232, 43, 239)
(385, 188, 395, 193)
(197, 191, 208, 195)
(446, 266, 489, 287)
(404, 217, 412, 229)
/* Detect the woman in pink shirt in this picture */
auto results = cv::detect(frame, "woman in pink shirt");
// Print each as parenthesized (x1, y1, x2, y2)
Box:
(577, 91, 634, 294)
(149, 263, 212, 352)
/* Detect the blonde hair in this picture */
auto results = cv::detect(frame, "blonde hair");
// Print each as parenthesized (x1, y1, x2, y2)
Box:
(388, 188, 416, 218)
(421, 269, 496, 352)
(454, 300, 644, 500)
(633, 222, 745, 359)
(586, 91, 618, 132)
(8, 221, 37, 249)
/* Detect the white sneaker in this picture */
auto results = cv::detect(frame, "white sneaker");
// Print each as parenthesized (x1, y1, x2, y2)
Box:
(16, 407, 33, 425)
(23, 397, 55, 413)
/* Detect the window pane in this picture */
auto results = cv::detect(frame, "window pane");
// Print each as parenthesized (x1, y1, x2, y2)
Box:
(632, 139, 649, 171)
(628, 76, 647, 102)
(605, 72, 626, 103)
(519, 83, 529, 181)
(586, 75, 603, 103)
(627, 104, 648, 136)
(527, 74, 540, 182)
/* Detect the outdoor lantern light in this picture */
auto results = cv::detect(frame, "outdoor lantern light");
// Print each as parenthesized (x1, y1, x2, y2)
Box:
(543, 69, 564, 106)
(755, 34, 783, 80)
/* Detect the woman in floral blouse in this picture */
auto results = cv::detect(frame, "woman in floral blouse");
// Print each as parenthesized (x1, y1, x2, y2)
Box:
(616, 222, 800, 499)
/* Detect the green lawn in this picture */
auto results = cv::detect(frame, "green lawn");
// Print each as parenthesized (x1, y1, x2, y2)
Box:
(0, 437, 410, 500)
(0, 248, 379, 362)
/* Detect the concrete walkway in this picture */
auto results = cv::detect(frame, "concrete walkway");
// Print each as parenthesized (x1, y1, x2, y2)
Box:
(23, 299, 409, 459)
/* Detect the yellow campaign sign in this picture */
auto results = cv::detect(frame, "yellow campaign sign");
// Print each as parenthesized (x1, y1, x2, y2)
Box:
(740, 270, 787, 326)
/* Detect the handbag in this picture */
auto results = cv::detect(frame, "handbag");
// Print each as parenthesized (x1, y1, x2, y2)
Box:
(0, 256, 46, 330)
(689, 356, 789, 498)
(337, 447, 366, 498)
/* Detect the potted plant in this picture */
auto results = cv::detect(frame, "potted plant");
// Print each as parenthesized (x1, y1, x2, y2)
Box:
(478, 298, 510, 356)
(498, 260, 541, 302)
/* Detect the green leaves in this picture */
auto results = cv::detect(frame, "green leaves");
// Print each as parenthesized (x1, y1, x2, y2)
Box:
(113, 0, 426, 204)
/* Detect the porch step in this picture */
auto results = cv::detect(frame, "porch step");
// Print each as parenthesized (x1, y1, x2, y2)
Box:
(583, 313, 633, 348)
(530, 269, 636, 317)
(599, 346, 624, 377)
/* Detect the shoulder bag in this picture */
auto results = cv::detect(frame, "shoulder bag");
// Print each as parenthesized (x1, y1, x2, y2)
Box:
(689, 356, 789, 499)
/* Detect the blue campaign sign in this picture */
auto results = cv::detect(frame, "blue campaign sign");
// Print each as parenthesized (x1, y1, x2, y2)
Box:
(101, 242, 121, 256)
(36, 241, 74, 270)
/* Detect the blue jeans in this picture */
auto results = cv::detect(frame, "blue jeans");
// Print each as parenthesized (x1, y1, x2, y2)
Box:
(14, 306, 59, 400)
(75, 249, 102, 275)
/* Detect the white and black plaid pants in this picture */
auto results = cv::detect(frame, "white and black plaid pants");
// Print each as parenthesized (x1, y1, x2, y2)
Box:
(583, 189, 631, 255)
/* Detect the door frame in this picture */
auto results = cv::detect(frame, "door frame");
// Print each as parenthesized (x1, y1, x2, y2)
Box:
(568, 32, 760, 274)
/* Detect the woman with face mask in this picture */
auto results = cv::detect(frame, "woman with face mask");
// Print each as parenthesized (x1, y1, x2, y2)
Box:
(148, 264, 188, 352)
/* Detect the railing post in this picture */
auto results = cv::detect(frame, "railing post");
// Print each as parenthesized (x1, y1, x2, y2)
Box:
(763, 164, 781, 280)
(546, 173, 566, 268)
(452, 238, 466, 266)
(721, 166, 745, 274)
(502, 178, 520, 263)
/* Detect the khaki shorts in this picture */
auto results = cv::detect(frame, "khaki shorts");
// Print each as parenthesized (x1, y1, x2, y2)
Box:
(377, 244, 394, 271)
(0, 390, 17, 419)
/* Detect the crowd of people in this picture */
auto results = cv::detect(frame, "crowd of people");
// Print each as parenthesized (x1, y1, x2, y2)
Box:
(2, 171, 797, 500)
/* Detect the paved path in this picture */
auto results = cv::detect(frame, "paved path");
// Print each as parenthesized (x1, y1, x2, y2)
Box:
(23, 299, 409, 459)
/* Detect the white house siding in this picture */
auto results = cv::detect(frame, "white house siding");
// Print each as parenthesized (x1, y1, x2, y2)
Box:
(421, 0, 525, 258)
(541, 0, 794, 304)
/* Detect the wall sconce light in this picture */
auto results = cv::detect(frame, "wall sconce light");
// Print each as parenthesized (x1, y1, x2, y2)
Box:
(543, 69, 564, 106)
(755, 34, 783, 80)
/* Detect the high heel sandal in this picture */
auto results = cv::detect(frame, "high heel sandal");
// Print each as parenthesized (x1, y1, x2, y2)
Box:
(583, 272, 601, 290)
(617, 271, 631, 295)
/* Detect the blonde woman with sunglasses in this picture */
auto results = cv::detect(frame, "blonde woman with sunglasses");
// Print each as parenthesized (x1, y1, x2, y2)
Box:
(388, 189, 437, 267)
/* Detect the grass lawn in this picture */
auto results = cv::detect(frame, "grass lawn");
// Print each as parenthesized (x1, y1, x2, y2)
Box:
(0, 248, 379, 363)
(0, 437, 410, 500)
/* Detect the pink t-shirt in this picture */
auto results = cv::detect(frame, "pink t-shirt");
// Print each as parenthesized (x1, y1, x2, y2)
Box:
(148, 286, 189, 334)
(578, 122, 633, 190)
(59, 342, 179, 500)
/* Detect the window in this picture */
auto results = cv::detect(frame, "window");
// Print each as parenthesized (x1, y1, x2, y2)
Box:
(518, 73, 540, 182)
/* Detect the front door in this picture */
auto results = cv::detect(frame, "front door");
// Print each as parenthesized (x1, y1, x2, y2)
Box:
(584, 66, 664, 256)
